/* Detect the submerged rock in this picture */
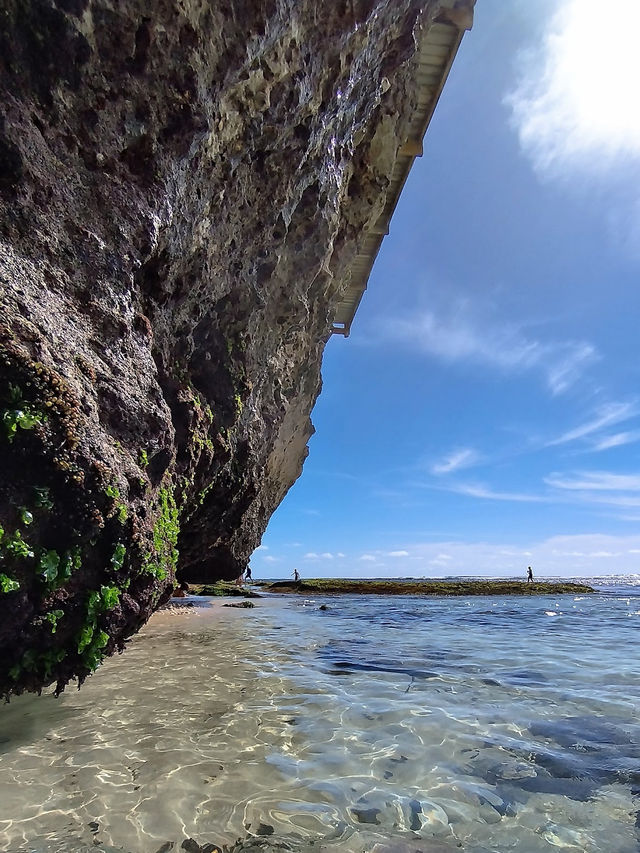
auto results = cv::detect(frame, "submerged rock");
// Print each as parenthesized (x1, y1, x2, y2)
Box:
(0, 0, 471, 695)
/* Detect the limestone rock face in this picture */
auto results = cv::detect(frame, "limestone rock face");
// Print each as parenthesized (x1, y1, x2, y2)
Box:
(0, 0, 437, 694)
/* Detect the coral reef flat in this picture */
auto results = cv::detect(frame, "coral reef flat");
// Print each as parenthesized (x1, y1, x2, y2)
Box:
(263, 578, 595, 595)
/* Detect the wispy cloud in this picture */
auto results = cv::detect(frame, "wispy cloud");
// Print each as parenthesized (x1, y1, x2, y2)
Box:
(592, 431, 640, 452)
(542, 469, 640, 512)
(545, 471, 640, 492)
(451, 482, 551, 503)
(377, 308, 596, 396)
(429, 553, 453, 567)
(547, 402, 637, 446)
(582, 495, 640, 509)
(546, 344, 599, 395)
(387, 550, 409, 558)
(270, 536, 640, 578)
(432, 448, 480, 475)
(381, 534, 640, 577)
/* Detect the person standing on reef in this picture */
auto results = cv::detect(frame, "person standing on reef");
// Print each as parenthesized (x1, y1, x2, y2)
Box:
(293, 568, 300, 582)
(245, 566, 252, 582)
(527, 566, 533, 583)
(235, 571, 244, 587)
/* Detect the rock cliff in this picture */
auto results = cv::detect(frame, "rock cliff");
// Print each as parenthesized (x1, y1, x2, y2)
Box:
(0, 0, 451, 695)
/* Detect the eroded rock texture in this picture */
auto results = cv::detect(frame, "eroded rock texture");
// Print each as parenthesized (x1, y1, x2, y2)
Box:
(0, 0, 440, 694)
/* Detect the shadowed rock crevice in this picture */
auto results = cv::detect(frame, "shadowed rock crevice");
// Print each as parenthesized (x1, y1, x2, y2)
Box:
(0, 0, 443, 695)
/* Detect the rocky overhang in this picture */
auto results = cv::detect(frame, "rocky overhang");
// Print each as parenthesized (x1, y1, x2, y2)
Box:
(0, 0, 471, 696)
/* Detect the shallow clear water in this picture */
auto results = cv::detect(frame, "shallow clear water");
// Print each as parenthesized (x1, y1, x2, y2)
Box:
(1, 579, 639, 853)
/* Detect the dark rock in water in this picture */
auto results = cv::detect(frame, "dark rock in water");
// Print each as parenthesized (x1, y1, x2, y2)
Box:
(371, 843, 461, 853)
(530, 716, 633, 749)
(227, 839, 295, 853)
(255, 823, 275, 837)
(331, 659, 438, 680)
(408, 797, 423, 831)
(0, 0, 466, 695)
(182, 840, 220, 853)
(154, 844, 175, 853)
(351, 806, 382, 825)
(504, 670, 549, 685)
(510, 774, 596, 802)
(223, 600, 255, 609)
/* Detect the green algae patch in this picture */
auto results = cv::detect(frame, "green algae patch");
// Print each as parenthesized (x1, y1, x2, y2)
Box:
(190, 582, 261, 599)
(263, 579, 595, 596)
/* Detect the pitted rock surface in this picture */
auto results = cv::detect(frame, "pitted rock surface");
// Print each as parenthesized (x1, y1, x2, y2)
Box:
(0, 0, 439, 694)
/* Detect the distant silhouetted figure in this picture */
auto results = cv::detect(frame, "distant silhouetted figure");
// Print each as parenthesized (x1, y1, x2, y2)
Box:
(293, 568, 300, 582)
(245, 566, 252, 581)
(527, 566, 533, 583)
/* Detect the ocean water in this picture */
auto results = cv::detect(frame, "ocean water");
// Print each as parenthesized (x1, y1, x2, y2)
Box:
(1, 577, 639, 853)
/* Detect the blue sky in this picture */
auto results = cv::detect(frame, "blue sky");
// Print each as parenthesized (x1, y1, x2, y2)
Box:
(252, 0, 640, 579)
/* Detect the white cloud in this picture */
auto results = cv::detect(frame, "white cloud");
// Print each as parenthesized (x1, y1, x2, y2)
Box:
(547, 402, 637, 446)
(592, 431, 640, 452)
(388, 550, 409, 558)
(263, 555, 279, 563)
(578, 494, 640, 509)
(432, 448, 480, 475)
(337, 552, 346, 558)
(507, 0, 640, 176)
(546, 343, 599, 395)
(451, 482, 550, 504)
(378, 309, 596, 396)
(429, 553, 453, 567)
(541, 470, 640, 511)
(545, 471, 640, 492)
(303, 551, 340, 560)
(386, 534, 640, 577)
(277, 537, 640, 578)
(255, 544, 269, 551)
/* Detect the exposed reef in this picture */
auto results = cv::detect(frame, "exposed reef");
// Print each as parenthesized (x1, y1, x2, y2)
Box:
(0, 0, 457, 695)
(264, 579, 596, 595)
